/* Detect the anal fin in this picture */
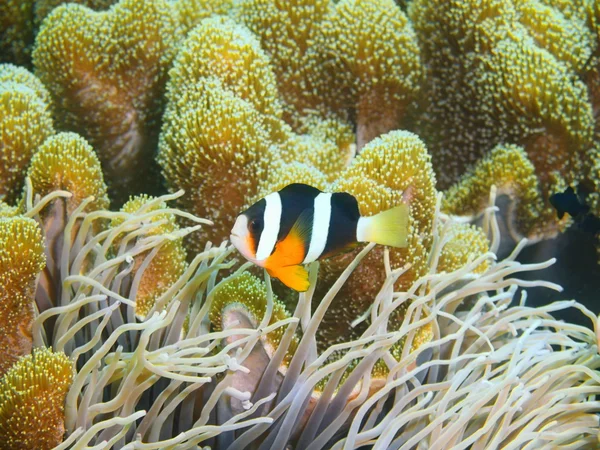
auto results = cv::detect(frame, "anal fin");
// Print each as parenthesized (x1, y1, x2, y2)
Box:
(267, 264, 310, 292)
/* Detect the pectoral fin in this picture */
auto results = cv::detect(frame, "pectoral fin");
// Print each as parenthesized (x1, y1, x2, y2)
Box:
(267, 264, 310, 292)
(267, 208, 312, 267)
(289, 208, 313, 243)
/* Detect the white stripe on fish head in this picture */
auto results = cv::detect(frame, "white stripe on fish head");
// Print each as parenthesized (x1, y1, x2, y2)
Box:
(303, 192, 332, 264)
(255, 192, 282, 261)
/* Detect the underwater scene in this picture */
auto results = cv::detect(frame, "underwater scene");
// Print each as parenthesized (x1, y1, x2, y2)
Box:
(1, 0, 600, 448)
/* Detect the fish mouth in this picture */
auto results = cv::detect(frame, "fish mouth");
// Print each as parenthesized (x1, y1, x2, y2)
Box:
(230, 233, 240, 239)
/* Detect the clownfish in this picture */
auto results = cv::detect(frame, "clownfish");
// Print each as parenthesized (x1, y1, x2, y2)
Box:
(230, 183, 409, 292)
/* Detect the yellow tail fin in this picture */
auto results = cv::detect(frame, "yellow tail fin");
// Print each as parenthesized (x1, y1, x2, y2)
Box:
(356, 204, 409, 248)
(267, 264, 310, 292)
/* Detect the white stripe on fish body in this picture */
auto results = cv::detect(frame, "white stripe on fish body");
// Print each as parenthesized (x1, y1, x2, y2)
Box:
(303, 192, 332, 264)
(256, 192, 282, 261)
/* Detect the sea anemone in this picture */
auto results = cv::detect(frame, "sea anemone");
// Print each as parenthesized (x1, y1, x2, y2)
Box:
(15, 182, 598, 449)
(320, 131, 438, 338)
(27, 131, 109, 317)
(110, 195, 188, 320)
(210, 272, 299, 369)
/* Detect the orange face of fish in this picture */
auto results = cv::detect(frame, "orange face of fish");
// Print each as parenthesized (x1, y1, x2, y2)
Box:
(230, 213, 262, 265)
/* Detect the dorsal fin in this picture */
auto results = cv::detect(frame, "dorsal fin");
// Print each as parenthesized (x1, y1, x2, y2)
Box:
(279, 183, 322, 197)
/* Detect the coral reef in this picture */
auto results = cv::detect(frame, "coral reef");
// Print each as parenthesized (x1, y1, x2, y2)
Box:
(0, 217, 46, 376)
(409, 0, 598, 241)
(0, 63, 52, 108)
(0, 0, 117, 66)
(0, 202, 19, 219)
(234, 0, 423, 151)
(231, 0, 331, 128)
(0, 64, 54, 204)
(408, 0, 592, 184)
(158, 17, 351, 250)
(314, 0, 424, 150)
(0, 0, 35, 66)
(436, 222, 490, 274)
(6, 0, 600, 247)
(159, 77, 274, 250)
(443, 143, 562, 240)
(172, 0, 234, 33)
(33, 0, 180, 204)
(166, 16, 284, 135)
(158, 16, 283, 250)
(27, 132, 109, 213)
(0, 347, 73, 449)
(34, 0, 117, 25)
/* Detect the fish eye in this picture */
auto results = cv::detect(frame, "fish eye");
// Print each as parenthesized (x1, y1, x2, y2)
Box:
(249, 218, 262, 232)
